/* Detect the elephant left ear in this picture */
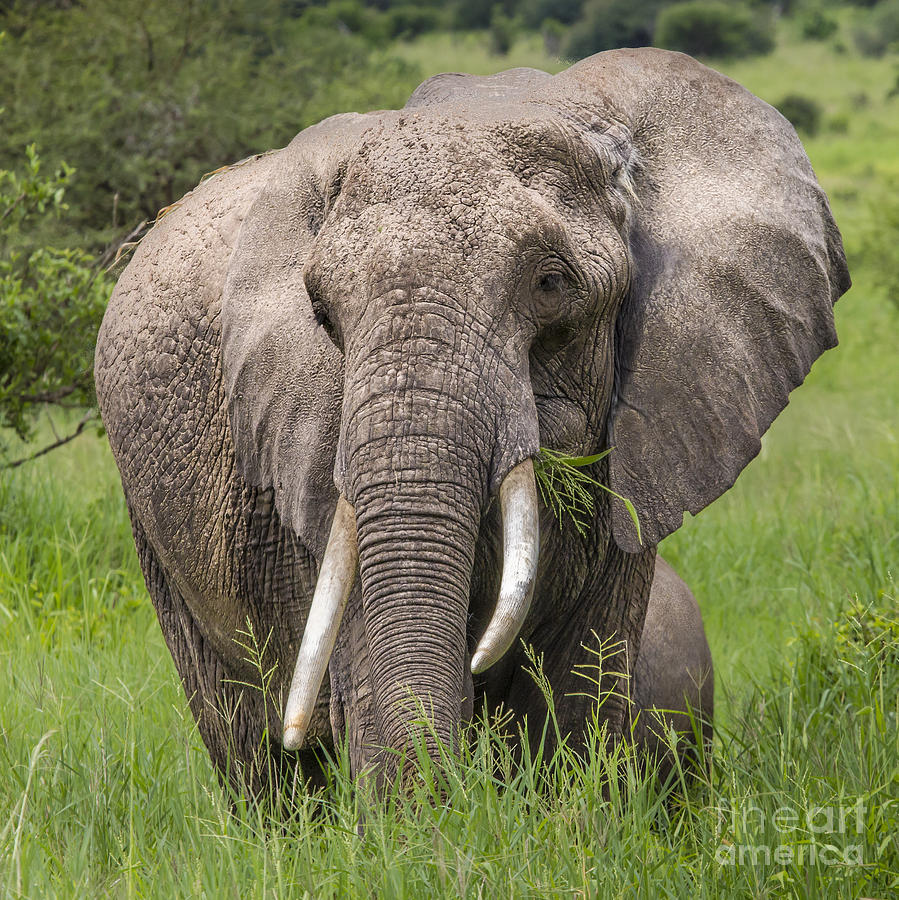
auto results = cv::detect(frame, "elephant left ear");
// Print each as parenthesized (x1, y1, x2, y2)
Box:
(222, 112, 391, 558)
(556, 49, 850, 551)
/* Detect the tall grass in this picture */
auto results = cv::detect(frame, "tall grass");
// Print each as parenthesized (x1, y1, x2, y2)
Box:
(0, 455, 895, 897)
(1, 21, 898, 900)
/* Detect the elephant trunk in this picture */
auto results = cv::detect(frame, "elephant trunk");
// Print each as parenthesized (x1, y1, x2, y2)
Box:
(337, 335, 489, 762)
(282, 458, 540, 757)
(283, 282, 541, 774)
(352, 473, 479, 763)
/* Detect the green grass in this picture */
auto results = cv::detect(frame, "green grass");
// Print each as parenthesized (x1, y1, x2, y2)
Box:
(0, 437, 895, 896)
(390, 30, 565, 78)
(1, 21, 898, 900)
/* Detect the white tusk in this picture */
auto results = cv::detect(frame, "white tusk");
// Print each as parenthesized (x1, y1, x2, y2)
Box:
(471, 458, 540, 675)
(283, 496, 358, 750)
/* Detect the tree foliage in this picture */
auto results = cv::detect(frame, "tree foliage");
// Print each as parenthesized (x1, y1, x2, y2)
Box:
(564, 0, 669, 59)
(862, 178, 899, 313)
(654, 1, 774, 59)
(0, 145, 111, 453)
(776, 93, 822, 136)
(852, 0, 899, 57)
(0, 0, 420, 253)
(0, 1, 423, 461)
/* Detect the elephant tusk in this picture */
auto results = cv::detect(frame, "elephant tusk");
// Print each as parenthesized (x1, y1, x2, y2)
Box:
(283, 496, 358, 751)
(471, 458, 540, 675)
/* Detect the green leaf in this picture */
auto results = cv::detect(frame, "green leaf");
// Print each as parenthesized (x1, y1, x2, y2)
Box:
(594, 483, 643, 547)
(559, 449, 613, 468)
(534, 447, 642, 545)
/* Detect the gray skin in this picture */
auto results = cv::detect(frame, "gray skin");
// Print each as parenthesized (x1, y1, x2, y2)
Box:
(95, 49, 848, 796)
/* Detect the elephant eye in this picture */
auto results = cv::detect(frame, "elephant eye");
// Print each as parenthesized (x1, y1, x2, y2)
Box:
(537, 271, 566, 294)
(309, 290, 343, 352)
(534, 257, 571, 298)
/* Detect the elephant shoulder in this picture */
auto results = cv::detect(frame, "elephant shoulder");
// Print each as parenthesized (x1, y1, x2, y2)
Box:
(95, 152, 280, 401)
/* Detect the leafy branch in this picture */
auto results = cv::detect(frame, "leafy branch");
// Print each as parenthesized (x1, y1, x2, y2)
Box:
(534, 447, 642, 544)
(2, 410, 98, 469)
(0, 145, 113, 457)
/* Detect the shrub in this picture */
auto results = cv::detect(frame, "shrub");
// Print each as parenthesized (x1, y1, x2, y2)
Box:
(452, 0, 499, 30)
(542, 18, 567, 56)
(0, 146, 112, 454)
(488, 9, 516, 55)
(520, 0, 587, 28)
(828, 113, 850, 134)
(0, 1, 419, 253)
(564, 0, 665, 60)
(862, 178, 899, 312)
(853, 0, 899, 57)
(299, 0, 390, 43)
(799, 8, 838, 41)
(775, 93, 822, 136)
(384, 6, 444, 40)
(654, 1, 774, 59)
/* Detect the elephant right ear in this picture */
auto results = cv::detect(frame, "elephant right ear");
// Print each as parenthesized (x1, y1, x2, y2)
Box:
(559, 49, 850, 552)
(222, 113, 389, 558)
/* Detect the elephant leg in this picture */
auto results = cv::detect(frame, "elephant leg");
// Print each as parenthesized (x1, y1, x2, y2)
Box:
(631, 556, 714, 777)
(129, 508, 328, 800)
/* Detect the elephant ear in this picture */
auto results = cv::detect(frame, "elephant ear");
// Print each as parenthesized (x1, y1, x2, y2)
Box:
(560, 49, 850, 552)
(222, 112, 390, 558)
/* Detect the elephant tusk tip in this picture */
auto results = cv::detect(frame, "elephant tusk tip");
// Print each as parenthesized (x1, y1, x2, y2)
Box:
(470, 649, 491, 675)
(282, 724, 307, 751)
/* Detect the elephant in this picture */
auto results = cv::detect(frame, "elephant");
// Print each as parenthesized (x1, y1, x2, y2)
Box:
(95, 48, 849, 797)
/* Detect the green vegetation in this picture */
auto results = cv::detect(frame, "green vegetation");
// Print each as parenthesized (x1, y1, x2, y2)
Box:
(776, 92, 823, 134)
(852, 0, 899, 55)
(1, 1, 898, 896)
(0, 146, 112, 453)
(654, 2, 775, 59)
(0, 0, 419, 253)
(535, 448, 642, 543)
(0, 422, 895, 894)
(564, 0, 666, 59)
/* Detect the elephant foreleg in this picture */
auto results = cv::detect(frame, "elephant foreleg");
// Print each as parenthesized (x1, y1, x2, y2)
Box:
(129, 508, 327, 800)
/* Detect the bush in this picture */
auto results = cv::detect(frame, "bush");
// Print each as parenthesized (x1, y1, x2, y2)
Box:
(564, 0, 665, 60)
(799, 8, 838, 41)
(828, 113, 850, 134)
(299, 1, 390, 43)
(654, 1, 774, 59)
(384, 6, 444, 40)
(520, 0, 586, 28)
(542, 18, 567, 56)
(0, 0, 420, 254)
(853, 0, 899, 57)
(862, 178, 899, 312)
(0, 146, 111, 452)
(775, 93, 822, 136)
(489, 9, 516, 55)
(452, 0, 500, 30)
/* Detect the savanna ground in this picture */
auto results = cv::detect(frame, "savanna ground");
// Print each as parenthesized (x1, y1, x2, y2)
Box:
(1, 15, 898, 900)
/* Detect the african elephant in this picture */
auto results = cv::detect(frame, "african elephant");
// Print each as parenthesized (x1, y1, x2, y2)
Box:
(95, 48, 849, 796)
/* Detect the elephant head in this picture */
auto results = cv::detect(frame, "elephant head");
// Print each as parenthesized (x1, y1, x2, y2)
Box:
(221, 50, 848, 779)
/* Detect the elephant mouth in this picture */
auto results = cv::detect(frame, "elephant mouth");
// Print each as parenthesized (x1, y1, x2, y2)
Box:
(281, 457, 540, 751)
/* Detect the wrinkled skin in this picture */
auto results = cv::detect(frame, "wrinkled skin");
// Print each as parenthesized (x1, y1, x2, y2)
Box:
(95, 50, 849, 795)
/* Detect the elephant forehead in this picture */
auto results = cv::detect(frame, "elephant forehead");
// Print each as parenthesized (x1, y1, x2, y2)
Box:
(343, 107, 585, 202)
(309, 188, 556, 309)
